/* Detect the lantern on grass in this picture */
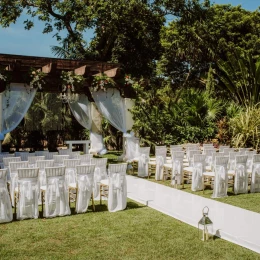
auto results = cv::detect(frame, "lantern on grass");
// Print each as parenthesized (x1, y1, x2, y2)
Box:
(198, 206, 213, 241)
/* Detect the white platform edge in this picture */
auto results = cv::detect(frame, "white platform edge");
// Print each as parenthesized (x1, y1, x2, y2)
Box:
(126, 175, 260, 254)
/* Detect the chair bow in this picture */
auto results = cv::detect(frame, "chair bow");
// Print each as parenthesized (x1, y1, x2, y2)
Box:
(252, 163, 260, 177)
(236, 164, 245, 178)
(111, 173, 123, 190)
(78, 175, 92, 192)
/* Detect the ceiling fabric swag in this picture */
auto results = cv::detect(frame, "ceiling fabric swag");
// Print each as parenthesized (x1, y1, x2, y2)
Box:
(68, 94, 106, 154)
(0, 83, 37, 141)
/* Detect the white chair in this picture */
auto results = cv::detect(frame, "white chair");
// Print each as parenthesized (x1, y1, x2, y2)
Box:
(218, 145, 230, 152)
(53, 155, 70, 166)
(35, 151, 49, 157)
(3, 156, 21, 180)
(234, 155, 248, 195)
(171, 151, 184, 187)
(228, 152, 242, 172)
(100, 163, 128, 212)
(9, 161, 29, 206)
(58, 149, 72, 155)
(28, 156, 45, 168)
(203, 149, 216, 167)
(15, 152, 33, 161)
(36, 160, 55, 192)
(71, 164, 96, 213)
(15, 168, 39, 220)
(70, 151, 81, 159)
(192, 154, 207, 191)
(0, 169, 13, 223)
(44, 152, 58, 160)
(0, 153, 14, 169)
(245, 150, 257, 171)
(239, 148, 248, 155)
(63, 159, 81, 185)
(91, 158, 108, 199)
(187, 150, 201, 166)
(170, 145, 183, 150)
(211, 156, 229, 198)
(222, 148, 236, 155)
(250, 155, 260, 193)
(155, 147, 167, 181)
(78, 154, 93, 165)
(41, 166, 71, 218)
(137, 147, 150, 177)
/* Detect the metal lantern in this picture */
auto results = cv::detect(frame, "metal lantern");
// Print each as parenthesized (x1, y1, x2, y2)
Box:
(198, 206, 213, 241)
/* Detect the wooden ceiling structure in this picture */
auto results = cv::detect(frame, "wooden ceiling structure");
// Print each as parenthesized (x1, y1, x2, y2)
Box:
(0, 53, 121, 96)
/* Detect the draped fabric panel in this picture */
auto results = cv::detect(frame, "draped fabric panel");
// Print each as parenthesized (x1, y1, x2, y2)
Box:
(92, 89, 127, 134)
(68, 94, 105, 154)
(0, 83, 37, 140)
(68, 94, 92, 130)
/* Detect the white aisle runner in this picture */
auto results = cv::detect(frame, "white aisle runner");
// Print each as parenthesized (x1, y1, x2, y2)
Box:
(126, 175, 260, 254)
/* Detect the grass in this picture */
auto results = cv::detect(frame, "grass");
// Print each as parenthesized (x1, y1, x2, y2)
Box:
(1, 200, 259, 260)
(99, 151, 260, 214)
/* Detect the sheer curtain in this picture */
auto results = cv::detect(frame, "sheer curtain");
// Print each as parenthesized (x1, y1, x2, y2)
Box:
(0, 83, 37, 141)
(92, 89, 137, 161)
(68, 94, 106, 154)
(92, 88, 127, 133)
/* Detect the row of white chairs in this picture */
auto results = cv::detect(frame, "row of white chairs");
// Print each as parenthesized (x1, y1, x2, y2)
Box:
(0, 162, 128, 223)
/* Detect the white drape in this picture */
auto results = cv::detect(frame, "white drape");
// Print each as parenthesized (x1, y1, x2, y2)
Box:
(138, 149, 150, 178)
(92, 88, 127, 133)
(68, 94, 106, 154)
(0, 83, 36, 140)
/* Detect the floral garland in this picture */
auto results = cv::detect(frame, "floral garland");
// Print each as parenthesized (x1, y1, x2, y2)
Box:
(60, 71, 85, 92)
(91, 73, 116, 92)
(29, 68, 47, 90)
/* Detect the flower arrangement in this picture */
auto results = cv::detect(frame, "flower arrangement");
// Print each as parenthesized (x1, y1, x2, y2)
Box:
(124, 74, 134, 86)
(29, 68, 47, 90)
(91, 73, 116, 92)
(60, 71, 85, 92)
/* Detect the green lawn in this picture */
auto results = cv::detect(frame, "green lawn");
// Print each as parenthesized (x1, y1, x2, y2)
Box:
(0, 200, 259, 260)
(99, 152, 260, 214)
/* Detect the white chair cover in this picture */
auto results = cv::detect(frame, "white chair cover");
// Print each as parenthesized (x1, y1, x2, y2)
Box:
(75, 164, 95, 213)
(17, 168, 39, 220)
(9, 161, 29, 206)
(125, 136, 139, 162)
(0, 83, 36, 141)
(91, 158, 108, 199)
(192, 163, 204, 191)
(212, 166, 228, 198)
(137, 147, 150, 177)
(44, 167, 71, 218)
(107, 163, 127, 212)
(234, 165, 248, 195)
(64, 159, 81, 185)
(36, 160, 54, 187)
(155, 156, 164, 181)
(0, 169, 12, 223)
(171, 151, 184, 185)
(250, 163, 260, 193)
(212, 157, 229, 198)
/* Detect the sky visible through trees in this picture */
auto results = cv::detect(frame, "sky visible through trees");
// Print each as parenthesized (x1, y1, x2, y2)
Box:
(0, 0, 258, 58)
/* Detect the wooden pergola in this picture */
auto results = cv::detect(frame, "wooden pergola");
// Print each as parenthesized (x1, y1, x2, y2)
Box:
(0, 53, 122, 99)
